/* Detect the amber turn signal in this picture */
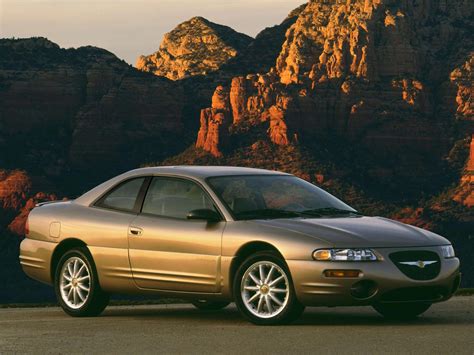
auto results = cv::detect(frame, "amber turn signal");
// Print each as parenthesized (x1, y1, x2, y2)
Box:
(313, 249, 332, 261)
(324, 270, 361, 278)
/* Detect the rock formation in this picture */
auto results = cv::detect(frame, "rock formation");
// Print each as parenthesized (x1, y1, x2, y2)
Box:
(196, 86, 231, 157)
(450, 54, 473, 121)
(219, 4, 308, 76)
(0, 170, 31, 211)
(276, 0, 380, 84)
(194, 0, 474, 175)
(453, 136, 474, 207)
(0, 37, 186, 182)
(136, 17, 252, 80)
(0, 169, 57, 236)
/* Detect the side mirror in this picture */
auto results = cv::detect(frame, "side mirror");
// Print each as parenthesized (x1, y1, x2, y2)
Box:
(187, 209, 221, 222)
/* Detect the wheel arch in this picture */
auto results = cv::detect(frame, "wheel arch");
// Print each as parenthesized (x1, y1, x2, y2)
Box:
(50, 238, 89, 282)
(229, 241, 285, 294)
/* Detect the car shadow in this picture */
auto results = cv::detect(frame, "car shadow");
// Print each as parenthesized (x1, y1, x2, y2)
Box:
(101, 304, 474, 326)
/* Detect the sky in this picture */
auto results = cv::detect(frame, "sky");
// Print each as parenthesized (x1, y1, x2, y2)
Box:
(1, 0, 305, 64)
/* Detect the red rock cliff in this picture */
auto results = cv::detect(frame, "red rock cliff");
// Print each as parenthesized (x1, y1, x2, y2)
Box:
(195, 0, 473, 167)
(136, 17, 252, 80)
(0, 38, 185, 179)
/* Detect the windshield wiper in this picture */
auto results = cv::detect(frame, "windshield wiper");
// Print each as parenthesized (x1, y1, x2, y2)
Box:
(300, 207, 363, 217)
(235, 209, 303, 220)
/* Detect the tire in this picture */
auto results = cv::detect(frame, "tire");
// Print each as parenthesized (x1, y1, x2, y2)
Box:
(54, 247, 109, 317)
(233, 251, 305, 325)
(373, 302, 431, 320)
(191, 300, 230, 311)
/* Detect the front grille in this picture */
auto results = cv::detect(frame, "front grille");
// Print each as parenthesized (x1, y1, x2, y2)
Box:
(380, 286, 448, 302)
(389, 250, 441, 280)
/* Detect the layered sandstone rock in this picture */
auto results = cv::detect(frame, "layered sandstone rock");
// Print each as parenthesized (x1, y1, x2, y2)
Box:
(262, 95, 294, 146)
(195, 0, 473, 171)
(276, 0, 380, 84)
(196, 86, 231, 157)
(136, 17, 252, 80)
(0, 38, 185, 179)
(69, 74, 184, 174)
(220, 4, 307, 76)
(276, 0, 473, 85)
(450, 54, 473, 121)
(228, 71, 280, 124)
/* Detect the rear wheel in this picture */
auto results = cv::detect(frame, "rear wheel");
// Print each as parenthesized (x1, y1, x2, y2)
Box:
(191, 300, 230, 310)
(373, 302, 431, 319)
(54, 247, 109, 317)
(233, 251, 305, 325)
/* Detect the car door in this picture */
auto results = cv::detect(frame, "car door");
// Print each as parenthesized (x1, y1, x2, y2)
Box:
(128, 176, 225, 293)
(87, 176, 149, 290)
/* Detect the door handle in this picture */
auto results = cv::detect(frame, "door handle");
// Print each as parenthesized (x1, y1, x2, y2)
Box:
(129, 226, 143, 236)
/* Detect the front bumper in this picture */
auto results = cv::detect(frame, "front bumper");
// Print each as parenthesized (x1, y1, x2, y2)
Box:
(287, 246, 461, 307)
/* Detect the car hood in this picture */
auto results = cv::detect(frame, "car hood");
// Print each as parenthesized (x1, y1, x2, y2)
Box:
(252, 216, 449, 248)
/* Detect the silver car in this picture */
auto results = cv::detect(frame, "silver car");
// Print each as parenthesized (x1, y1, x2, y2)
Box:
(20, 166, 461, 324)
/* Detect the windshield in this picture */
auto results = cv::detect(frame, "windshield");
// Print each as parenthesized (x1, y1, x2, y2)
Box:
(207, 175, 359, 220)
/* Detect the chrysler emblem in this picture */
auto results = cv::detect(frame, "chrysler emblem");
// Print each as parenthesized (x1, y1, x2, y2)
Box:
(399, 260, 438, 268)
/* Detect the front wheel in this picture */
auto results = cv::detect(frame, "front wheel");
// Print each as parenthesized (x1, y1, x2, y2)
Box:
(373, 302, 431, 319)
(234, 251, 305, 325)
(54, 247, 109, 317)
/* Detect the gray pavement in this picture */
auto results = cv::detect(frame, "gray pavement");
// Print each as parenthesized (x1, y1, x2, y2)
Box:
(0, 297, 473, 354)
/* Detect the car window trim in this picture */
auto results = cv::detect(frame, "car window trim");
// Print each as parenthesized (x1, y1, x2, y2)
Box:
(134, 176, 152, 213)
(139, 175, 225, 222)
(139, 211, 214, 222)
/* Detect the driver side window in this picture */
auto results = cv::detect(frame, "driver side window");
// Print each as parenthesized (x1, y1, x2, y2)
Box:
(142, 177, 217, 219)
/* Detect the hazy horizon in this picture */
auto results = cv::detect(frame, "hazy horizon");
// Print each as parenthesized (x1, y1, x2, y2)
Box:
(1, 0, 305, 64)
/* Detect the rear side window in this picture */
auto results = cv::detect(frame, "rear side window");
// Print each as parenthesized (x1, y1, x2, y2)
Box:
(95, 178, 145, 212)
(142, 177, 217, 219)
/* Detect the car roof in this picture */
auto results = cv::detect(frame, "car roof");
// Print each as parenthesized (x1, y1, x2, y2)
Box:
(125, 166, 289, 179)
(74, 166, 289, 207)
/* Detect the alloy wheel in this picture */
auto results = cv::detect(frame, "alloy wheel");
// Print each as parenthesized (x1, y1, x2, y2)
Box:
(240, 261, 290, 319)
(59, 256, 91, 309)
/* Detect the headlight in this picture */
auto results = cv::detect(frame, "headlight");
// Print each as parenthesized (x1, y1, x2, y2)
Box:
(441, 245, 455, 259)
(313, 248, 379, 261)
